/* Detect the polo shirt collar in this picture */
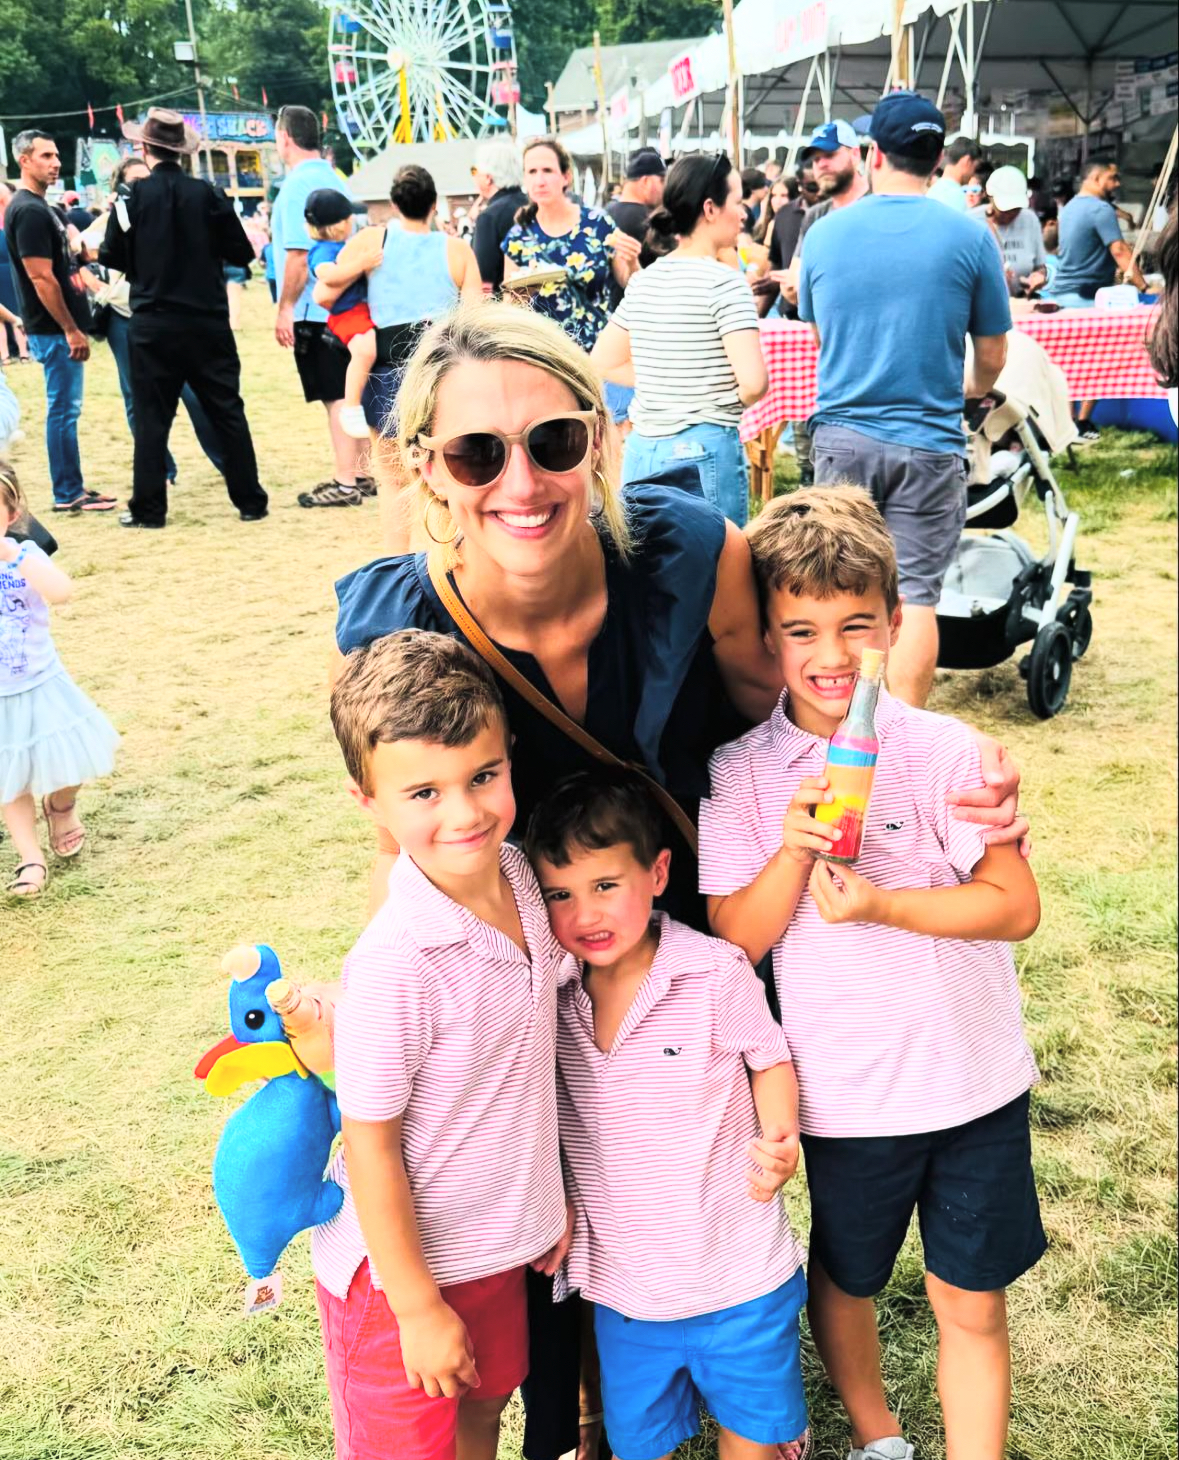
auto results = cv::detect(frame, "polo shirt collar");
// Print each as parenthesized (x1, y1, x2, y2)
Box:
(558, 912, 696, 1003)
(388, 845, 540, 966)
(770, 684, 904, 766)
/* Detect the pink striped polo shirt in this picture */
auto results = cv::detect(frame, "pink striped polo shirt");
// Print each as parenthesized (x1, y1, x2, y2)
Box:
(311, 843, 568, 1300)
(699, 690, 1039, 1140)
(556, 915, 806, 1321)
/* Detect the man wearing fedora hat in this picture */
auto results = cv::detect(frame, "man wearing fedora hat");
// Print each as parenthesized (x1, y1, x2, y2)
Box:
(99, 108, 268, 528)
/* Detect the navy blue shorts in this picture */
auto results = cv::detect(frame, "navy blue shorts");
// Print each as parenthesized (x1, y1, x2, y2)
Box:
(802, 1091, 1047, 1297)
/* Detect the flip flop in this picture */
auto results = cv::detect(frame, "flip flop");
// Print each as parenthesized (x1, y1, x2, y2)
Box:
(7, 861, 47, 898)
(42, 795, 86, 858)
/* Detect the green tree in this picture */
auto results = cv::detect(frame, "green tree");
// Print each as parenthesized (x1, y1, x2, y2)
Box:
(511, 0, 595, 116)
(595, 0, 720, 45)
(202, 0, 331, 116)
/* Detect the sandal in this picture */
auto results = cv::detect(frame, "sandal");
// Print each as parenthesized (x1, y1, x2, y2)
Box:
(7, 861, 47, 898)
(296, 480, 363, 508)
(42, 794, 86, 858)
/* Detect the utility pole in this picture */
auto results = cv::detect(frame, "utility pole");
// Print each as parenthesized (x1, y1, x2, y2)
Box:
(181, 0, 214, 181)
(545, 80, 558, 137)
(593, 31, 611, 187)
(722, 0, 742, 165)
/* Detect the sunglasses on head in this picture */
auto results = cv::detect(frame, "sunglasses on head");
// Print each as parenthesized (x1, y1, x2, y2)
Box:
(416, 412, 598, 488)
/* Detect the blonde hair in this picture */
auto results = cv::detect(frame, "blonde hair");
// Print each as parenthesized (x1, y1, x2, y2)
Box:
(746, 485, 899, 615)
(308, 217, 352, 243)
(0, 460, 26, 527)
(330, 629, 508, 794)
(393, 301, 629, 558)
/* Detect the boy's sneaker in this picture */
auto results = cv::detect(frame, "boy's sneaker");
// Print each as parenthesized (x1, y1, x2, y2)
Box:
(296, 480, 363, 508)
(1075, 420, 1101, 444)
(849, 1439, 914, 1460)
(355, 475, 378, 498)
(339, 404, 370, 439)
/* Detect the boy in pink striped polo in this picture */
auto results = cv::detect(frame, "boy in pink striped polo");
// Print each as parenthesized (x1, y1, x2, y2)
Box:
(700, 487, 1044, 1460)
(317, 630, 570, 1460)
(526, 767, 811, 1460)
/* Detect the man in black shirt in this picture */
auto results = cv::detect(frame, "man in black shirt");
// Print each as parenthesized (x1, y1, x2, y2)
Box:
(6, 130, 115, 513)
(606, 149, 666, 310)
(100, 109, 268, 529)
(470, 141, 526, 291)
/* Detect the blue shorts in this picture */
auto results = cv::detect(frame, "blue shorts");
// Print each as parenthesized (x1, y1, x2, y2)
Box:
(604, 381, 635, 425)
(593, 1270, 808, 1460)
(802, 1091, 1047, 1298)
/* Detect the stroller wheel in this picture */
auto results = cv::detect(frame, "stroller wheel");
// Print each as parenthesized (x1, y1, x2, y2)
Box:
(1056, 603, 1094, 659)
(1027, 622, 1073, 718)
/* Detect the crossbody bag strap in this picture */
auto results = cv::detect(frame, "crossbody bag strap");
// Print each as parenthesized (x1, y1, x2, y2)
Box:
(427, 550, 699, 855)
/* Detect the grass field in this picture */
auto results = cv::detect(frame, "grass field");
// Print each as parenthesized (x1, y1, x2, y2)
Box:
(1, 289, 1175, 1460)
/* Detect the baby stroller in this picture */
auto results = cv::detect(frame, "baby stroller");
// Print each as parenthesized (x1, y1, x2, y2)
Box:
(936, 330, 1093, 719)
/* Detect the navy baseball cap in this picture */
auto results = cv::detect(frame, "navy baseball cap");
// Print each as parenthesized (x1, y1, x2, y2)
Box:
(800, 119, 860, 159)
(304, 187, 354, 227)
(868, 90, 946, 158)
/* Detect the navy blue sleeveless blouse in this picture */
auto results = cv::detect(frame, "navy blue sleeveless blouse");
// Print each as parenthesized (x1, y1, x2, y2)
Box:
(335, 472, 749, 927)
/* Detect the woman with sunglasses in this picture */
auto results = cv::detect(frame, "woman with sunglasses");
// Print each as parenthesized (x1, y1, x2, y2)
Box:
(590, 153, 767, 527)
(322, 300, 1027, 1455)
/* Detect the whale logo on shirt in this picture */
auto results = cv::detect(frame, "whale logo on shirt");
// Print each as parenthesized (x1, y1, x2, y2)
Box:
(663, 1047, 682, 1057)
(885, 820, 906, 831)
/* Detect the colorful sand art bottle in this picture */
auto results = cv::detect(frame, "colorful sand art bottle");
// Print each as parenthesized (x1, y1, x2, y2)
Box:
(814, 647, 886, 866)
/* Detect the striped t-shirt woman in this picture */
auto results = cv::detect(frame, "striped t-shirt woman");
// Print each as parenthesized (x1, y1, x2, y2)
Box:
(612, 255, 759, 437)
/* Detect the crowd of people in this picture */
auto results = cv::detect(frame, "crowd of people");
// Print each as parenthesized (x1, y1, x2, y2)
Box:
(1, 77, 1176, 1460)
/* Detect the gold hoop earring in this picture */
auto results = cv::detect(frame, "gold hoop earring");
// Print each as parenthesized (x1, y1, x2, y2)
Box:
(423, 495, 458, 545)
(590, 467, 609, 517)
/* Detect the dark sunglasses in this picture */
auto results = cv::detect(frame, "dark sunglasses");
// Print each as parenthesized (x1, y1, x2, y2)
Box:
(417, 412, 597, 488)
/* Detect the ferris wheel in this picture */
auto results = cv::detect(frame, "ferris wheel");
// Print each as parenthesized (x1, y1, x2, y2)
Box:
(327, 0, 518, 157)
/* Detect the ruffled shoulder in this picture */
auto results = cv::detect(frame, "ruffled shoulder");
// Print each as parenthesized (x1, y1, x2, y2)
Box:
(335, 552, 446, 654)
(607, 479, 728, 781)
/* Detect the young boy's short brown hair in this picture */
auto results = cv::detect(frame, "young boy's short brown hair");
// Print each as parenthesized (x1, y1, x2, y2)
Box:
(746, 484, 900, 616)
(525, 767, 667, 871)
(330, 630, 508, 794)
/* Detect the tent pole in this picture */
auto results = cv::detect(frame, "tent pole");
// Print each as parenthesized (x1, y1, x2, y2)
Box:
(970, 0, 994, 137)
(936, 7, 963, 110)
(962, 0, 975, 136)
(787, 54, 820, 167)
(914, 13, 936, 90)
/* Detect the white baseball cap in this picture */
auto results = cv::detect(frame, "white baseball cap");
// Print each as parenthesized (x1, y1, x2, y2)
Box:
(986, 165, 1030, 212)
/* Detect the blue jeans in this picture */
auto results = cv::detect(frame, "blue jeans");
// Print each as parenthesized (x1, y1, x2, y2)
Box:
(622, 422, 750, 527)
(28, 333, 85, 505)
(106, 311, 224, 480)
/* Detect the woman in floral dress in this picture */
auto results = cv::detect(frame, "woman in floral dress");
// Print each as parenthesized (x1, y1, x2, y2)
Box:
(502, 136, 640, 352)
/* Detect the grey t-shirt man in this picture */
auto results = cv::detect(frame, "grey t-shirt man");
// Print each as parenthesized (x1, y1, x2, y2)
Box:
(977, 208, 1046, 295)
(1051, 194, 1122, 299)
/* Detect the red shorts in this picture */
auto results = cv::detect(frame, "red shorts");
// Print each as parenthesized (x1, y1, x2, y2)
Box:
(315, 1260, 529, 1460)
(327, 302, 375, 346)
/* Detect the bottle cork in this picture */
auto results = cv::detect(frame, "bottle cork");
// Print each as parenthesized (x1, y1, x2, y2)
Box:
(859, 648, 886, 680)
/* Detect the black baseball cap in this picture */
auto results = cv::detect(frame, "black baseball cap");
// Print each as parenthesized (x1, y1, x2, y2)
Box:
(868, 90, 946, 159)
(304, 187, 354, 227)
(625, 149, 666, 180)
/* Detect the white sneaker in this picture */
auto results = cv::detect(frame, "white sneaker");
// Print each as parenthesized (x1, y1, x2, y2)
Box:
(849, 1440, 914, 1460)
(339, 404, 370, 439)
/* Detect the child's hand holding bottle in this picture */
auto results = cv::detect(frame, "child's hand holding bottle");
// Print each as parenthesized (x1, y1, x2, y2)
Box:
(780, 775, 841, 864)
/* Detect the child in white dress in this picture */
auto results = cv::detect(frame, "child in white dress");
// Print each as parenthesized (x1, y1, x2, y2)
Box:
(1, 462, 118, 897)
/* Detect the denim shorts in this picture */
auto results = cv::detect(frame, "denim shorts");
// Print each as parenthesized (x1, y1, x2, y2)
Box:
(802, 1091, 1047, 1298)
(813, 422, 967, 607)
(622, 422, 750, 527)
(604, 381, 636, 425)
(593, 1270, 808, 1460)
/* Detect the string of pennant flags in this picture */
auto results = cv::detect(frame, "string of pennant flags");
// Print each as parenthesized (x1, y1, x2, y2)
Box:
(3, 82, 336, 133)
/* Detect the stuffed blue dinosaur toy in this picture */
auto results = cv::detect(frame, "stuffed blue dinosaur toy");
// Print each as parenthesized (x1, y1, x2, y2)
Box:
(195, 943, 343, 1312)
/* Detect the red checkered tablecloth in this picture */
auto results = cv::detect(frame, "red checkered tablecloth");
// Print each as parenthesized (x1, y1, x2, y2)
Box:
(739, 307, 1163, 442)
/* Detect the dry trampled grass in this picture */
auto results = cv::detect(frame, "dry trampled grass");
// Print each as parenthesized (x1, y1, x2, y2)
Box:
(1, 290, 1175, 1459)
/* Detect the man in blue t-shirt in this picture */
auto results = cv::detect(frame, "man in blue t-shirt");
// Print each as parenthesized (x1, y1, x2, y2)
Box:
(271, 105, 367, 508)
(798, 90, 1011, 708)
(1047, 160, 1144, 306)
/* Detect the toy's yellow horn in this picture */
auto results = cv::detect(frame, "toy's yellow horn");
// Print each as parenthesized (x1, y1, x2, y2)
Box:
(221, 945, 262, 982)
